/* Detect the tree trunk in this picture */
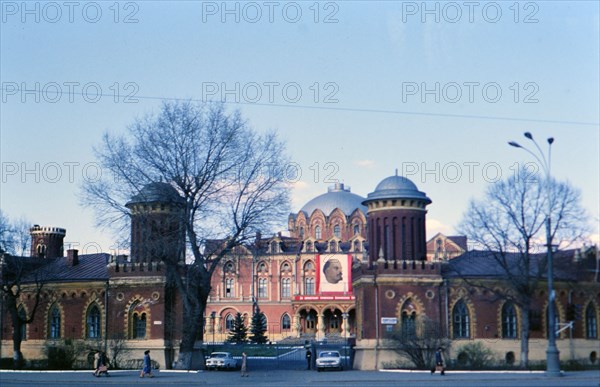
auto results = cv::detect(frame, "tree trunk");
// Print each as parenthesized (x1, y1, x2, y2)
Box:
(519, 305, 530, 368)
(174, 276, 211, 370)
(9, 302, 24, 369)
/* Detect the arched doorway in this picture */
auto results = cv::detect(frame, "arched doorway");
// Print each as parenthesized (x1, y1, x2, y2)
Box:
(299, 308, 318, 336)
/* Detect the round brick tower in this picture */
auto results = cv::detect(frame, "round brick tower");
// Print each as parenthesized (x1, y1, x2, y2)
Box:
(126, 182, 186, 263)
(363, 173, 431, 263)
(29, 225, 66, 259)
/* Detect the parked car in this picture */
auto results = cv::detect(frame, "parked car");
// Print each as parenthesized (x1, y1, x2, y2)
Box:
(205, 352, 239, 370)
(316, 350, 343, 371)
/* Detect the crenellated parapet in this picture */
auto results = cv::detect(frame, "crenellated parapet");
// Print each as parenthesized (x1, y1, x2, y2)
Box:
(352, 259, 442, 278)
(29, 224, 66, 259)
(107, 255, 164, 276)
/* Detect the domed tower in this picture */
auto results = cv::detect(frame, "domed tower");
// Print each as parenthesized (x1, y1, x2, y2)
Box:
(29, 225, 66, 259)
(288, 183, 367, 252)
(363, 173, 431, 263)
(126, 182, 186, 263)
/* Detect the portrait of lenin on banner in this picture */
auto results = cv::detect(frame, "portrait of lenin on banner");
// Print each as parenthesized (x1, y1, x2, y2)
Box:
(319, 254, 349, 293)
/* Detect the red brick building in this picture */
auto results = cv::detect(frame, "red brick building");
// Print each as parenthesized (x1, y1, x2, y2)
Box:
(351, 174, 600, 369)
(2, 177, 598, 370)
(205, 183, 366, 343)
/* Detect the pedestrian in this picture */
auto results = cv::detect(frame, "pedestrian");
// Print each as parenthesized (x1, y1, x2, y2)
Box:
(306, 348, 312, 370)
(431, 347, 445, 375)
(93, 351, 101, 377)
(93, 351, 109, 377)
(140, 350, 154, 378)
(240, 352, 249, 377)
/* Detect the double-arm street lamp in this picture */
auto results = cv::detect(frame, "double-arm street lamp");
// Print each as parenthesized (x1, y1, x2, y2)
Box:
(509, 132, 560, 376)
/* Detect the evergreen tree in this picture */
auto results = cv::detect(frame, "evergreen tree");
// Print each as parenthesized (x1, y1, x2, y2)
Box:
(226, 313, 248, 344)
(249, 307, 268, 344)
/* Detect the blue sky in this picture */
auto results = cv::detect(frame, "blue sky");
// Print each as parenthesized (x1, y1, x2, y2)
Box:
(1, 1, 598, 254)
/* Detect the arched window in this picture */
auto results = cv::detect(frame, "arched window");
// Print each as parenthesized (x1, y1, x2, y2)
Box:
(224, 261, 235, 273)
(353, 240, 360, 252)
(586, 304, 598, 339)
(282, 314, 291, 330)
(353, 224, 360, 235)
(315, 225, 322, 240)
(305, 241, 313, 252)
(281, 278, 291, 298)
(402, 311, 416, 338)
(452, 300, 470, 338)
(133, 313, 147, 339)
(258, 261, 268, 273)
(225, 314, 235, 331)
(304, 261, 314, 272)
(281, 262, 291, 272)
(271, 241, 278, 254)
(299, 227, 305, 239)
(305, 277, 315, 295)
(37, 244, 46, 257)
(334, 224, 341, 238)
(87, 305, 101, 339)
(329, 240, 337, 252)
(17, 306, 27, 341)
(258, 278, 268, 298)
(49, 305, 61, 339)
(502, 302, 518, 338)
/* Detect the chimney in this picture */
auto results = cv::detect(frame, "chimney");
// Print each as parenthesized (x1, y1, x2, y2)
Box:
(67, 249, 79, 266)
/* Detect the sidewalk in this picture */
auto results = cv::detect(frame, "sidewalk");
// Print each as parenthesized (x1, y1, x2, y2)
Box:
(0, 369, 598, 387)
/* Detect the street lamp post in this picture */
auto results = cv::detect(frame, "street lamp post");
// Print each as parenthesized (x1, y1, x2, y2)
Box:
(342, 312, 348, 369)
(509, 132, 560, 376)
(210, 311, 216, 346)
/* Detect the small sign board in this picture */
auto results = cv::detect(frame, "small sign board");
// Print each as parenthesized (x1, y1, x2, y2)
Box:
(381, 317, 397, 325)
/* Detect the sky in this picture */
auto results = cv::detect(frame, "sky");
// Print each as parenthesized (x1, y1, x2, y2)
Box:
(1, 0, 599, 255)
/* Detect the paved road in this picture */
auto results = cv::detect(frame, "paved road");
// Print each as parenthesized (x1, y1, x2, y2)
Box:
(0, 369, 599, 387)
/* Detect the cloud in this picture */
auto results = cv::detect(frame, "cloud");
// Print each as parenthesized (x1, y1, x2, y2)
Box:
(290, 180, 309, 190)
(426, 219, 454, 237)
(355, 160, 376, 168)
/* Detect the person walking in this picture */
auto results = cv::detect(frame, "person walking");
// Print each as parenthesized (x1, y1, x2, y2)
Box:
(93, 351, 101, 377)
(140, 350, 154, 378)
(305, 348, 312, 370)
(240, 352, 249, 377)
(431, 347, 445, 375)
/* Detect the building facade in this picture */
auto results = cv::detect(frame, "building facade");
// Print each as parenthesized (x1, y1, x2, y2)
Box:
(1, 177, 599, 371)
(351, 174, 600, 369)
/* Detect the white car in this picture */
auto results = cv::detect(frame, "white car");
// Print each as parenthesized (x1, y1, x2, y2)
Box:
(316, 350, 343, 371)
(205, 352, 239, 370)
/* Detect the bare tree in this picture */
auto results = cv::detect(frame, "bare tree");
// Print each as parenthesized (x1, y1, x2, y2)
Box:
(386, 316, 451, 369)
(1, 253, 53, 368)
(0, 213, 46, 367)
(0, 211, 13, 254)
(456, 166, 589, 368)
(82, 101, 290, 369)
(0, 211, 31, 256)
